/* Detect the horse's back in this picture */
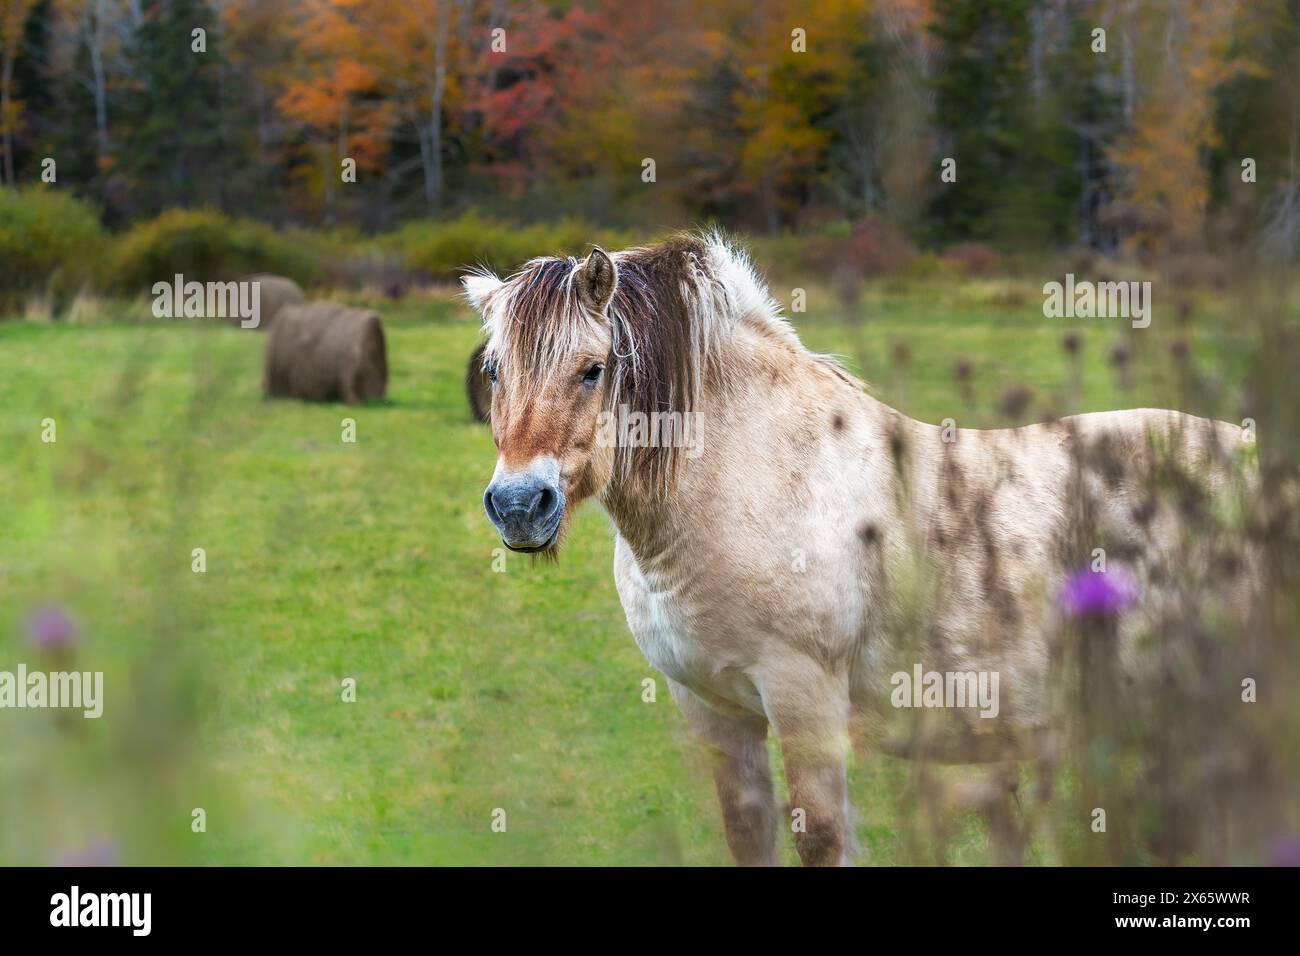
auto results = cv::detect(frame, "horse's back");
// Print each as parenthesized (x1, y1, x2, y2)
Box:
(865, 406, 1253, 736)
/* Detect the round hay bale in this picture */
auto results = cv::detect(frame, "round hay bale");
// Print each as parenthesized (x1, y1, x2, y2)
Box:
(236, 274, 304, 330)
(263, 302, 388, 404)
(466, 342, 491, 423)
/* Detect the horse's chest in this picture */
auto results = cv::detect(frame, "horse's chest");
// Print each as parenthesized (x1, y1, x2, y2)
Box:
(613, 538, 761, 712)
(630, 588, 696, 683)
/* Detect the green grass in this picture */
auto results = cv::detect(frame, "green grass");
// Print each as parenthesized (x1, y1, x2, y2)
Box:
(0, 283, 1250, 865)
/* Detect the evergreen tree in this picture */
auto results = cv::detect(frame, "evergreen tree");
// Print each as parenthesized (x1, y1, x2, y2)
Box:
(11, 0, 52, 181)
(47, 28, 102, 203)
(926, 0, 1038, 242)
(1043, 2, 1124, 250)
(118, 0, 224, 217)
(825, 32, 888, 219)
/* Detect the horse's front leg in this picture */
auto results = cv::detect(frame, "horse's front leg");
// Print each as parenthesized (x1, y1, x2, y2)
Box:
(759, 660, 853, 867)
(667, 679, 779, 866)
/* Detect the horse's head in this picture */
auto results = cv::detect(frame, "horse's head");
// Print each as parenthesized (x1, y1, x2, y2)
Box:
(463, 235, 761, 555)
(462, 248, 621, 554)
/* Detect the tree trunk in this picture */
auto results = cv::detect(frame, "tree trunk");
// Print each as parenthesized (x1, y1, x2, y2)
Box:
(423, 0, 448, 210)
(418, 123, 433, 208)
(88, 1, 110, 179)
(761, 169, 778, 233)
(1120, 0, 1136, 122)
(1, 49, 13, 185)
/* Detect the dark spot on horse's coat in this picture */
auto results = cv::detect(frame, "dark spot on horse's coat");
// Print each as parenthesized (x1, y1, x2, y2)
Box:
(1132, 499, 1157, 527)
(970, 493, 1019, 627)
(1088, 434, 1127, 488)
(888, 428, 906, 462)
(1049, 527, 1075, 570)
(885, 421, 911, 497)
(1179, 493, 1205, 524)
(1215, 550, 1241, 577)
(832, 412, 844, 432)
(1108, 540, 1142, 562)
(858, 522, 880, 546)
(995, 592, 1021, 626)
(942, 455, 965, 508)
(997, 456, 1021, 486)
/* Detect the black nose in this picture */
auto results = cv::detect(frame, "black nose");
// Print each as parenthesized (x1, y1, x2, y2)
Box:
(484, 474, 563, 549)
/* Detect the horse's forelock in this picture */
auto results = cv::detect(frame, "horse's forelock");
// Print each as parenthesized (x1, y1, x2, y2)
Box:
(484, 234, 766, 492)
(486, 256, 591, 390)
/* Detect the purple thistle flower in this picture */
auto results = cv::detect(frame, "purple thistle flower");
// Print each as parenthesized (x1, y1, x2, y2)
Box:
(1061, 567, 1138, 619)
(25, 604, 80, 652)
(1269, 833, 1300, 867)
(51, 838, 120, 867)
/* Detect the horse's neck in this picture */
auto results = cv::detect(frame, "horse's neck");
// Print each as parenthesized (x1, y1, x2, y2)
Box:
(601, 328, 884, 565)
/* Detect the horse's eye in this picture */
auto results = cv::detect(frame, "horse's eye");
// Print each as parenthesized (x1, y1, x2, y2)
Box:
(483, 359, 498, 385)
(582, 362, 604, 385)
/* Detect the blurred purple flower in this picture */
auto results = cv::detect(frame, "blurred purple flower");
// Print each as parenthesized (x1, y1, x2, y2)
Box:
(51, 838, 120, 867)
(25, 604, 79, 652)
(1061, 567, 1138, 618)
(1269, 833, 1300, 867)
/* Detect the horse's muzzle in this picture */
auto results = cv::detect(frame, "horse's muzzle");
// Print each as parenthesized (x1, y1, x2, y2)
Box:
(484, 471, 564, 551)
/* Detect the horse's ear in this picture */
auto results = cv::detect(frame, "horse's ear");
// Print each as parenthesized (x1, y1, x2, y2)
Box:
(461, 271, 502, 312)
(577, 247, 617, 315)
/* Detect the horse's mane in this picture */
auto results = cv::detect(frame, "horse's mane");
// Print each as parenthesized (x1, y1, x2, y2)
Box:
(465, 231, 809, 489)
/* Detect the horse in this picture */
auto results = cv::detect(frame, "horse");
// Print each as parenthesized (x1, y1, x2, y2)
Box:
(462, 233, 1253, 866)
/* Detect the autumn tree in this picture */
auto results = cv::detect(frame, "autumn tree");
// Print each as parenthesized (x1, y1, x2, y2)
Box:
(216, 0, 300, 216)
(1210, 0, 1300, 260)
(1106, 0, 1250, 255)
(463, 3, 634, 211)
(280, 0, 463, 220)
(0, 0, 1284, 248)
(41, 0, 140, 209)
(0, 0, 38, 183)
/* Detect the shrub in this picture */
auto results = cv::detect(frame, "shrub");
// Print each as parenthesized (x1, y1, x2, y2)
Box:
(800, 218, 918, 280)
(111, 208, 323, 296)
(389, 211, 641, 280)
(951, 278, 1036, 309)
(0, 189, 108, 312)
(942, 241, 1003, 277)
(320, 245, 412, 296)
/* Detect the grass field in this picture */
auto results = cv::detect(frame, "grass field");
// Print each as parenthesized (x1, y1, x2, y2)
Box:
(0, 282, 1252, 865)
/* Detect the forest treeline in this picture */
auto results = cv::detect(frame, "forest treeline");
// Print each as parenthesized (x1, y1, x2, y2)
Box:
(0, 0, 1297, 259)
